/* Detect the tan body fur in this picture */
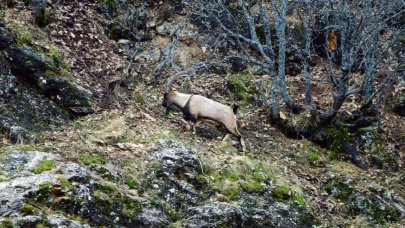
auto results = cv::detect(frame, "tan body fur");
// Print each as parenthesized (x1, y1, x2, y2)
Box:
(184, 95, 240, 137)
(162, 71, 245, 151)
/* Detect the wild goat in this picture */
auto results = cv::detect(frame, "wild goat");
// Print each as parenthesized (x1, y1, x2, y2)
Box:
(162, 71, 245, 151)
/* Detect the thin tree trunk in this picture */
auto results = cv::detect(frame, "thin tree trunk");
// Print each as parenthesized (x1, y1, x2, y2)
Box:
(272, 0, 304, 113)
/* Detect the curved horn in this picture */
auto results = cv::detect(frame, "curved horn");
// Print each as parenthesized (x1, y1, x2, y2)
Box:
(165, 71, 190, 93)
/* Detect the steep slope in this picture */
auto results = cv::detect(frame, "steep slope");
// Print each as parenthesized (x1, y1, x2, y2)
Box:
(0, 1, 404, 227)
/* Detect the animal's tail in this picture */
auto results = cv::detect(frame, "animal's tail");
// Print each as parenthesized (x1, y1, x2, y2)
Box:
(232, 104, 239, 114)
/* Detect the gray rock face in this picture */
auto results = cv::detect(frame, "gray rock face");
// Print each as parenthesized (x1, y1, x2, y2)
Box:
(47, 215, 89, 228)
(0, 142, 317, 227)
(0, 189, 24, 217)
(185, 202, 244, 228)
(0, 151, 140, 227)
(149, 140, 315, 228)
(0, 18, 94, 143)
(7, 46, 55, 75)
(149, 140, 204, 208)
(136, 208, 169, 227)
(325, 176, 404, 223)
(0, 73, 70, 133)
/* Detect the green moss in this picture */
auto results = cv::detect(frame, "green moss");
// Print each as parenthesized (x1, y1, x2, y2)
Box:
(163, 203, 182, 221)
(324, 176, 355, 201)
(8, 22, 32, 46)
(78, 153, 106, 166)
(57, 177, 76, 192)
(308, 150, 320, 165)
(228, 2, 241, 10)
(120, 196, 141, 218)
(158, 10, 172, 22)
(325, 177, 402, 224)
(358, 198, 401, 224)
(326, 127, 351, 159)
(292, 193, 306, 206)
(227, 72, 257, 104)
(0, 218, 14, 228)
(99, 182, 119, 194)
(65, 214, 85, 223)
(135, 94, 145, 105)
(46, 45, 67, 69)
(125, 176, 139, 189)
(207, 157, 273, 201)
(21, 203, 41, 215)
(93, 190, 111, 202)
(168, 220, 184, 228)
(37, 182, 53, 202)
(149, 162, 163, 170)
(272, 186, 291, 202)
(92, 183, 141, 219)
(19, 144, 38, 151)
(31, 160, 55, 174)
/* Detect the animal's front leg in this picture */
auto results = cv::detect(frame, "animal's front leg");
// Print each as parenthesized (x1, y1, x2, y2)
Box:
(222, 134, 230, 142)
(192, 120, 201, 140)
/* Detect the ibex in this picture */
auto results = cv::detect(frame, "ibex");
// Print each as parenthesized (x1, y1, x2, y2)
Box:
(162, 71, 245, 151)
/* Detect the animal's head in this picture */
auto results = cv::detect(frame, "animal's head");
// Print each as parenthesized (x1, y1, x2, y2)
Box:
(162, 91, 173, 116)
(163, 71, 190, 116)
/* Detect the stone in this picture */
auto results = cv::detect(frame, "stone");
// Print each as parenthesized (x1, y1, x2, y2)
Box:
(185, 202, 244, 228)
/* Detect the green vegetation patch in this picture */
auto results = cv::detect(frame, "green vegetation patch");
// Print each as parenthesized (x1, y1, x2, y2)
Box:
(0, 218, 14, 228)
(31, 159, 55, 174)
(272, 185, 305, 206)
(326, 127, 351, 159)
(92, 182, 141, 219)
(21, 203, 41, 215)
(227, 72, 257, 104)
(125, 176, 139, 189)
(78, 153, 106, 166)
(324, 176, 355, 201)
(163, 203, 183, 222)
(207, 157, 273, 201)
(8, 22, 32, 46)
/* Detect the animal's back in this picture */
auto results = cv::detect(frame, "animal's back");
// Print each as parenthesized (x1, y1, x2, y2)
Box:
(189, 95, 234, 122)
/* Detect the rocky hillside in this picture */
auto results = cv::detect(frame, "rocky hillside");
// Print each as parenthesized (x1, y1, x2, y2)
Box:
(0, 1, 404, 227)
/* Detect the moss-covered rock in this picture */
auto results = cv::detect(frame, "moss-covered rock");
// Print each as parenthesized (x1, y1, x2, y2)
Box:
(30, 159, 55, 174)
(324, 176, 402, 224)
(0, 20, 93, 141)
(7, 22, 32, 46)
